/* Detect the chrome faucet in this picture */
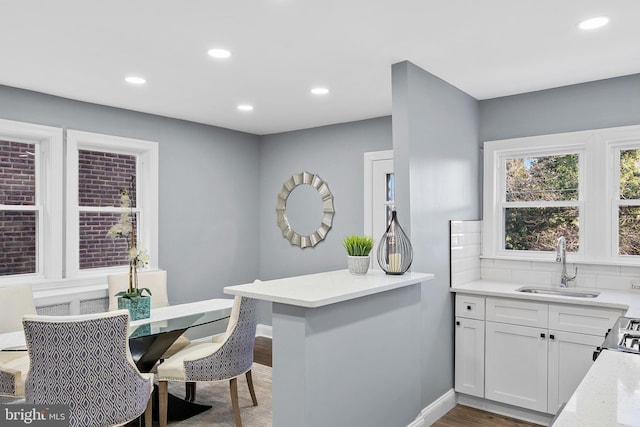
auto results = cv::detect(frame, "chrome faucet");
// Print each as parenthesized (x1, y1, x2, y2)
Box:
(556, 236, 577, 287)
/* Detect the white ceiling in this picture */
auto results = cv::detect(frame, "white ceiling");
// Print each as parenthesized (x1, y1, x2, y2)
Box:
(2, 1, 639, 135)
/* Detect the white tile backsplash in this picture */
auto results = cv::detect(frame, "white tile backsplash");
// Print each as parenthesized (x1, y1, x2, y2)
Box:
(450, 220, 481, 287)
(450, 219, 640, 292)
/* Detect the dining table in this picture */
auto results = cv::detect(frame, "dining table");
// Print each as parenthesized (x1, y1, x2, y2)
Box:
(0, 297, 235, 423)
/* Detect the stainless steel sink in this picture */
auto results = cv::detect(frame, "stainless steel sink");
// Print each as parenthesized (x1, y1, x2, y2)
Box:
(515, 286, 600, 298)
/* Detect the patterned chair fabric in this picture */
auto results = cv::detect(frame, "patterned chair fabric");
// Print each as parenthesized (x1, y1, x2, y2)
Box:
(0, 284, 37, 398)
(22, 310, 153, 427)
(156, 295, 259, 427)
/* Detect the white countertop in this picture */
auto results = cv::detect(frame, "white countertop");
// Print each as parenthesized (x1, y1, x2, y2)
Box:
(552, 350, 640, 427)
(224, 269, 434, 308)
(451, 280, 640, 317)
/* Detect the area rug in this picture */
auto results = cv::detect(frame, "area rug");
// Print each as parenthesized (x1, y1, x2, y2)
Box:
(168, 362, 272, 426)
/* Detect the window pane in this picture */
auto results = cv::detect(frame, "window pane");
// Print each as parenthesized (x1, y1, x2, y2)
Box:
(79, 212, 135, 269)
(505, 154, 579, 202)
(0, 140, 35, 205)
(620, 149, 640, 200)
(619, 206, 640, 255)
(0, 211, 36, 275)
(385, 173, 395, 226)
(78, 150, 136, 207)
(505, 207, 579, 251)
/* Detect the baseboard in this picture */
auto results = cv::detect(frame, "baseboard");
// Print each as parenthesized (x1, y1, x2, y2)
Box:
(256, 323, 272, 338)
(457, 394, 552, 426)
(408, 389, 456, 427)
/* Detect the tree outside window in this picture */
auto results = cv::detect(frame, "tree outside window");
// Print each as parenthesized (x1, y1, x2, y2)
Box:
(503, 153, 580, 252)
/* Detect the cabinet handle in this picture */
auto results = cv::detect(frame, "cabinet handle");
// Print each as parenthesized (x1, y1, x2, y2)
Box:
(550, 334, 555, 340)
(456, 321, 460, 326)
(466, 305, 471, 310)
(540, 333, 546, 338)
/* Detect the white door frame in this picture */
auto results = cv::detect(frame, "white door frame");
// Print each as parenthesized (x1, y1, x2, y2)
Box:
(364, 150, 394, 268)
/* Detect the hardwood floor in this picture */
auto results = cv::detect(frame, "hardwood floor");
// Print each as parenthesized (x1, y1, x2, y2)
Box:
(253, 336, 272, 367)
(432, 405, 541, 427)
(253, 337, 540, 426)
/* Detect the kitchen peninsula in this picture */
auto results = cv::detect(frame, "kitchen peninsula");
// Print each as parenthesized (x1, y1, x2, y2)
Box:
(225, 269, 434, 427)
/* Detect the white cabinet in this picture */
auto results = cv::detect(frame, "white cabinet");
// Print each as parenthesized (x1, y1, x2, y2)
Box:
(485, 303, 549, 412)
(454, 295, 485, 397)
(483, 297, 621, 414)
(547, 330, 603, 412)
(455, 317, 485, 397)
(546, 304, 620, 412)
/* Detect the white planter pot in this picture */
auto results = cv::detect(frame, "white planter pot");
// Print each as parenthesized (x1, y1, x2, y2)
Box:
(347, 255, 370, 275)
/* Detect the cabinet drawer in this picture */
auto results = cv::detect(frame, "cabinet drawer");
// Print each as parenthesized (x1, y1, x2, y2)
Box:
(486, 297, 548, 328)
(549, 304, 622, 336)
(455, 294, 485, 320)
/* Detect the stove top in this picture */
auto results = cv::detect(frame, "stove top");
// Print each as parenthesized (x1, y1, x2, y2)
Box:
(594, 316, 640, 360)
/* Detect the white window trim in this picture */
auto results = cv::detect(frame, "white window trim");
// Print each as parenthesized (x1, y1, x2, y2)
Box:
(66, 130, 159, 279)
(0, 119, 63, 286)
(483, 124, 640, 266)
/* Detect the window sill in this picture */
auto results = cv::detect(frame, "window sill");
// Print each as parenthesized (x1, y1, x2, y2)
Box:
(480, 255, 640, 267)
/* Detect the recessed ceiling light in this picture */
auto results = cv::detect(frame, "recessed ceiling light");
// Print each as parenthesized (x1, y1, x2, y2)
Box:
(208, 48, 232, 59)
(311, 87, 329, 95)
(578, 16, 609, 30)
(237, 104, 254, 112)
(125, 76, 146, 85)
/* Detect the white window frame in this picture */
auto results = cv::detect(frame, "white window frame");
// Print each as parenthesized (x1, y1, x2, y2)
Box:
(483, 124, 640, 265)
(0, 119, 63, 285)
(66, 130, 158, 279)
(608, 131, 640, 259)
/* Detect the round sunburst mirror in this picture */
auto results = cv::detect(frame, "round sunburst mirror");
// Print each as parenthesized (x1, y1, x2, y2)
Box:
(276, 172, 335, 248)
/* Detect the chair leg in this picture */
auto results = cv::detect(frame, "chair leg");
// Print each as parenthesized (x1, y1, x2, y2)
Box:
(144, 395, 153, 427)
(159, 380, 169, 427)
(245, 370, 258, 406)
(186, 381, 196, 402)
(230, 377, 242, 427)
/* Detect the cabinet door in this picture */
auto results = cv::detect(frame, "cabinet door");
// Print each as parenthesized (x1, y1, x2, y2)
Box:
(485, 321, 548, 412)
(547, 330, 602, 414)
(455, 317, 484, 397)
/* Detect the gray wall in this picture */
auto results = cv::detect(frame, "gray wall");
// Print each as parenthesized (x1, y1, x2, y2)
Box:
(391, 61, 481, 408)
(258, 117, 392, 322)
(480, 73, 640, 142)
(259, 117, 392, 280)
(0, 85, 261, 304)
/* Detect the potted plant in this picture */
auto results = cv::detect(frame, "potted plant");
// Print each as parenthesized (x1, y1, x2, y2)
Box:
(107, 176, 152, 320)
(343, 235, 374, 275)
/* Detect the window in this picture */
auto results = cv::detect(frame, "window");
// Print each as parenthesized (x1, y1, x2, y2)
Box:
(0, 119, 63, 283)
(502, 152, 581, 253)
(615, 146, 640, 256)
(66, 130, 158, 278)
(0, 120, 157, 288)
(483, 125, 640, 264)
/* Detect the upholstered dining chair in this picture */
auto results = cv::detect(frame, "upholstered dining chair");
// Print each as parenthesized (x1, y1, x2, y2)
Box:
(22, 310, 154, 427)
(107, 270, 191, 357)
(0, 284, 37, 400)
(156, 295, 259, 427)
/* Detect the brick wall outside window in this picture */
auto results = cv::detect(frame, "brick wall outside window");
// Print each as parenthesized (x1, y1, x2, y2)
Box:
(78, 150, 137, 270)
(0, 140, 36, 276)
